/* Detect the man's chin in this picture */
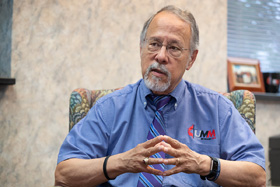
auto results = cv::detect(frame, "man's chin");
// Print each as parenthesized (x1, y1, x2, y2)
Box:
(144, 78, 170, 93)
(149, 74, 166, 83)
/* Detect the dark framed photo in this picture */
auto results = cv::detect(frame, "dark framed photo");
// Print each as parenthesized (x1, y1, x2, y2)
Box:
(227, 57, 265, 92)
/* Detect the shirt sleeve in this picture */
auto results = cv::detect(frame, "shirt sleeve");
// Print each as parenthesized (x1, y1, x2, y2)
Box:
(57, 101, 110, 164)
(218, 97, 265, 170)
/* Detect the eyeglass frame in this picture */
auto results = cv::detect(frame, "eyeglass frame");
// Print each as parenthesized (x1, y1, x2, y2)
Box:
(143, 37, 190, 58)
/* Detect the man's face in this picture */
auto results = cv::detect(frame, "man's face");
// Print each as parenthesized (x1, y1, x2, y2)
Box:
(140, 11, 198, 95)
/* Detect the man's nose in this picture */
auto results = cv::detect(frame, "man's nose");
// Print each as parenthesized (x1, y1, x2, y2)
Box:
(155, 46, 168, 63)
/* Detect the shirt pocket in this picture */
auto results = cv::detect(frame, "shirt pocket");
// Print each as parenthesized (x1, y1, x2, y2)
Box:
(178, 136, 220, 157)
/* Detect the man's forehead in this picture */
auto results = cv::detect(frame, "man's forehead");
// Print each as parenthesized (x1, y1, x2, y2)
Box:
(146, 11, 191, 44)
(151, 11, 189, 28)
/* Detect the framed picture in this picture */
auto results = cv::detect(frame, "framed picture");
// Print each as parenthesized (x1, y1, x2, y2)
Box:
(227, 57, 265, 92)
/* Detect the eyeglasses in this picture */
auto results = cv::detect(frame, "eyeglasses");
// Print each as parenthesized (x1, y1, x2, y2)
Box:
(144, 38, 189, 58)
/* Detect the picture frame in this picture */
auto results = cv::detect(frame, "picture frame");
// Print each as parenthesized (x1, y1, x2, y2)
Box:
(227, 57, 265, 92)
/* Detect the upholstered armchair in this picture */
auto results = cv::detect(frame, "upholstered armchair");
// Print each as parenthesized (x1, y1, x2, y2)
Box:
(69, 88, 256, 133)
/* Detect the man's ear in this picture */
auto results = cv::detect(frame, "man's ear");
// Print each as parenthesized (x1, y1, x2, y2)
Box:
(186, 50, 198, 70)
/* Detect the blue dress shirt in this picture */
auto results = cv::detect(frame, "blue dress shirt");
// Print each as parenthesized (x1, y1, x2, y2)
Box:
(58, 79, 265, 187)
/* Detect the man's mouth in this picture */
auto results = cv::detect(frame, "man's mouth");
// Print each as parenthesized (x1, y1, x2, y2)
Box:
(150, 68, 167, 77)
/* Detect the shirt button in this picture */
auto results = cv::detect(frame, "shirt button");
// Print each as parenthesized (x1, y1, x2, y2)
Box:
(174, 103, 178, 109)
(144, 102, 147, 107)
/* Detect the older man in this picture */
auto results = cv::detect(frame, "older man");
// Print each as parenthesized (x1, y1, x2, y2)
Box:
(55, 5, 266, 187)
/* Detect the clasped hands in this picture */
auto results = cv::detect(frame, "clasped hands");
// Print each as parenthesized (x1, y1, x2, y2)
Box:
(122, 135, 210, 177)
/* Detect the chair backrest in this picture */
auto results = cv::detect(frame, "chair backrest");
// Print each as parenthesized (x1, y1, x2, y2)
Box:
(69, 88, 256, 133)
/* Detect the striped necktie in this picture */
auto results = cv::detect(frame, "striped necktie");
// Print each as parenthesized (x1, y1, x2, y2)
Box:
(137, 95, 172, 187)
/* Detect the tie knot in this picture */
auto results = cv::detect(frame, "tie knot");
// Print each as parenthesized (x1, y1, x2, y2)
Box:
(151, 95, 172, 111)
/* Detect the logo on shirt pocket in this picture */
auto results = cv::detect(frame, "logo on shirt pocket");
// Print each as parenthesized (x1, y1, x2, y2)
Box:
(188, 124, 216, 140)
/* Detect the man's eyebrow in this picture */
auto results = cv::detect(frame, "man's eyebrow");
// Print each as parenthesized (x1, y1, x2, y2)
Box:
(148, 37, 162, 42)
(148, 37, 184, 46)
(168, 39, 183, 45)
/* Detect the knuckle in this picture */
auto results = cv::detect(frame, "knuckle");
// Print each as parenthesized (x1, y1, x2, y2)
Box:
(146, 149, 152, 156)
(175, 141, 181, 147)
(136, 143, 143, 149)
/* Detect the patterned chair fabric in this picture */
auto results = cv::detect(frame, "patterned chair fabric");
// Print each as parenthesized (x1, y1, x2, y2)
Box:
(69, 88, 121, 131)
(220, 90, 256, 133)
(69, 88, 256, 133)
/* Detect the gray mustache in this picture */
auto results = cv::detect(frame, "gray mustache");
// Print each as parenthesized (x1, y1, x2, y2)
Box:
(147, 62, 170, 76)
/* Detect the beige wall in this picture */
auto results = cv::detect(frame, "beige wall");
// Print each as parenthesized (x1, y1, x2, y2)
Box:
(0, 0, 279, 186)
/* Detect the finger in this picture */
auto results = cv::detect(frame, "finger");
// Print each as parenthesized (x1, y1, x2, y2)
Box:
(162, 146, 178, 158)
(162, 136, 182, 149)
(143, 135, 164, 148)
(145, 166, 164, 176)
(157, 141, 171, 148)
(163, 158, 180, 166)
(163, 166, 182, 176)
(144, 144, 165, 157)
(145, 157, 164, 165)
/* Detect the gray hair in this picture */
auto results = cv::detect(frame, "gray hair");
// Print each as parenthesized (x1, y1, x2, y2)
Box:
(140, 5, 199, 53)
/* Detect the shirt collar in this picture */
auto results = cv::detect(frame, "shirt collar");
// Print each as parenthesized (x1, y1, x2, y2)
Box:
(139, 79, 153, 108)
(169, 79, 185, 103)
(139, 79, 153, 98)
(139, 79, 185, 108)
